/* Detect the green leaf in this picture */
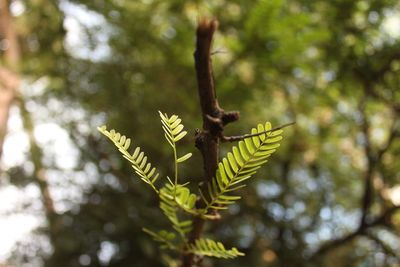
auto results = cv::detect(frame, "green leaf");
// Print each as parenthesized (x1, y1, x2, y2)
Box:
(123, 138, 131, 150)
(173, 130, 187, 142)
(169, 115, 178, 123)
(238, 141, 250, 160)
(201, 121, 286, 214)
(257, 124, 266, 141)
(177, 153, 192, 163)
(219, 195, 241, 201)
(176, 187, 189, 204)
(159, 184, 199, 237)
(187, 194, 197, 209)
(218, 163, 229, 185)
(232, 147, 244, 166)
(142, 228, 178, 251)
(222, 158, 234, 179)
(170, 118, 182, 129)
(97, 126, 160, 193)
(172, 124, 184, 135)
(188, 238, 244, 259)
(227, 152, 239, 173)
(244, 137, 255, 153)
(159, 111, 188, 144)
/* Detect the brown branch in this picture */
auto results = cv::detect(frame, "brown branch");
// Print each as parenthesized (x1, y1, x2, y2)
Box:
(183, 18, 220, 267)
(193, 19, 221, 182)
(221, 121, 295, 142)
(195, 19, 219, 116)
(182, 18, 239, 267)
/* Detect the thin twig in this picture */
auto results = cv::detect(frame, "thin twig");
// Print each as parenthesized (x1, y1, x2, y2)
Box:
(211, 49, 228, 55)
(221, 122, 296, 142)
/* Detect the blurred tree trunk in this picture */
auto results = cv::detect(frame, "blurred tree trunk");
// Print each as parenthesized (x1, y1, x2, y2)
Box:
(0, 67, 18, 159)
(0, 0, 59, 246)
(0, 0, 20, 160)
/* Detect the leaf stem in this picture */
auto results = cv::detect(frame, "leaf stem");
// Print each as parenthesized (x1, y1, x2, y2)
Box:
(173, 145, 179, 195)
(221, 121, 295, 142)
(201, 129, 279, 214)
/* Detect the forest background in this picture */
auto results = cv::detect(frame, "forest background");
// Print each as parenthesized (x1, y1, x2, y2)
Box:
(0, 0, 400, 266)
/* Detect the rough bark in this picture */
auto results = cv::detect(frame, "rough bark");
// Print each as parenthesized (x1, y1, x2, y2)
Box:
(181, 19, 239, 267)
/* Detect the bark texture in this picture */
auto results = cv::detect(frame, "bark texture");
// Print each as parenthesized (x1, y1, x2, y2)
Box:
(182, 19, 239, 267)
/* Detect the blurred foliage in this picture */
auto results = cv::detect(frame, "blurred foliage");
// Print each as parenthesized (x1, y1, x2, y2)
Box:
(2, 0, 400, 266)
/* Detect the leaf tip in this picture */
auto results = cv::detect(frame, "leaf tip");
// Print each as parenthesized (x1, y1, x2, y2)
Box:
(97, 125, 107, 132)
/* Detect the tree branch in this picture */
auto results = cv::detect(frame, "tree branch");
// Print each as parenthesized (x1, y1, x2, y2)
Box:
(221, 122, 295, 142)
(310, 92, 400, 262)
(0, 0, 21, 161)
(182, 18, 240, 267)
(182, 19, 221, 267)
(1, 0, 60, 249)
(309, 205, 400, 261)
(359, 97, 374, 227)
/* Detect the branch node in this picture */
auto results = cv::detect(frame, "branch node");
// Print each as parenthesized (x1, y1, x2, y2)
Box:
(205, 114, 224, 135)
(222, 111, 240, 125)
(195, 130, 205, 150)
